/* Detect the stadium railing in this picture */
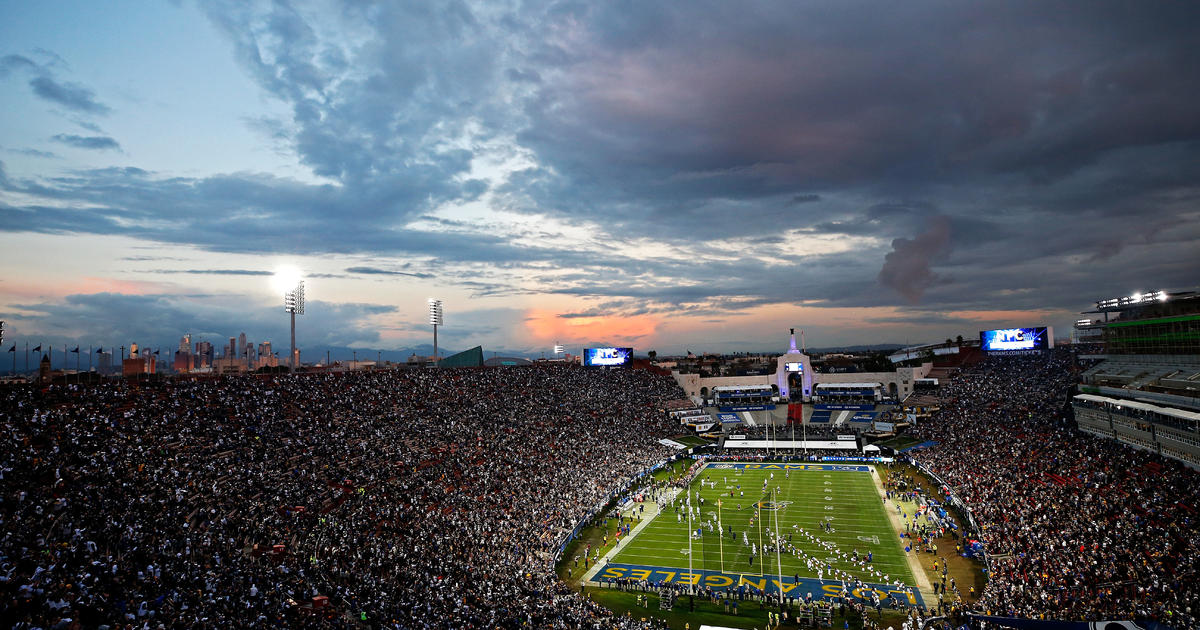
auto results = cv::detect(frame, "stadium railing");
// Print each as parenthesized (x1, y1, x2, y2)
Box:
(904, 455, 994, 578)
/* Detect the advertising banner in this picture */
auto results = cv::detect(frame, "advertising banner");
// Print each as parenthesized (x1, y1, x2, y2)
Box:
(718, 404, 776, 412)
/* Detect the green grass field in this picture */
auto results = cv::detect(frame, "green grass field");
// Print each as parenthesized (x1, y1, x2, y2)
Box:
(604, 462, 919, 602)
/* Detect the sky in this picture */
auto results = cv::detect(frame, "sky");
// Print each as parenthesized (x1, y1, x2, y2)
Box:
(1, 0, 1198, 362)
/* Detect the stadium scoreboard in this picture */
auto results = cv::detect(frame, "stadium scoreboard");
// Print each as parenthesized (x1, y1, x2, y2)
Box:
(582, 347, 633, 367)
(980, 326, 1053, 353)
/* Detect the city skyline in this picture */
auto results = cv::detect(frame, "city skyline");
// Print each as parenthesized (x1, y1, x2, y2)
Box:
(2, 2, 1199, 357)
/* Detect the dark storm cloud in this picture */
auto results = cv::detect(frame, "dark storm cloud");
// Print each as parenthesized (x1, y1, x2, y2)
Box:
(878, 215, 953, 304)
(50, 134, 121, 151)
(3, 0, 1199, 331)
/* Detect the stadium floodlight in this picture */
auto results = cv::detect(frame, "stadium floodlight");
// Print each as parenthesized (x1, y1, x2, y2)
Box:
(553, 343, 564, 355)
(279, 271, 306, 373)
(428, 298, 443, 367)
(1096, 290, 1169, 311)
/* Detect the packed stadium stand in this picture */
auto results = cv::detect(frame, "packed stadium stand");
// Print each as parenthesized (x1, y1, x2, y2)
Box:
(0, 366, 685, 629)
(2, 345, 1197, 628)
(907, 350, 1198, 626)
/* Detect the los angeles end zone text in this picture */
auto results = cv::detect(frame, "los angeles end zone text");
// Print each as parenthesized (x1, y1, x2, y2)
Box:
(602, 462, 925, 607)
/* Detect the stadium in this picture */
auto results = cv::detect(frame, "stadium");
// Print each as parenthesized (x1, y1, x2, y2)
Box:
(1, 290, 1197, 630)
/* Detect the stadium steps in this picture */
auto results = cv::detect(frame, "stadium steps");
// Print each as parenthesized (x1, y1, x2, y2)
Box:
(1128, 366, 1174, 390)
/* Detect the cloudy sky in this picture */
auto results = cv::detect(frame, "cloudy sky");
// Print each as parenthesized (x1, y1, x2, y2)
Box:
(1, 0, 1198, 361)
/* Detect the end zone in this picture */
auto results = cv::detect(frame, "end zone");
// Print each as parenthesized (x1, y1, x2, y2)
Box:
(594, 562, 925, 607)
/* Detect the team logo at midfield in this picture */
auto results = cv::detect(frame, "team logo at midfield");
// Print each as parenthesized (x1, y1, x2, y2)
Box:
(756, 500, 793, 511)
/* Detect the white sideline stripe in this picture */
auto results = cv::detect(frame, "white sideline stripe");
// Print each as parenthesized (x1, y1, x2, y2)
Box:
(581, 490, 671, 584)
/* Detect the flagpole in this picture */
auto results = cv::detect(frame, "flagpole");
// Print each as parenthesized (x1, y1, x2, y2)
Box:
(25, 341, 28, 373)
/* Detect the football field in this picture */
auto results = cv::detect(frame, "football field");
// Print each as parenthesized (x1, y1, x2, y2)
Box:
(599, 462, 924, 606)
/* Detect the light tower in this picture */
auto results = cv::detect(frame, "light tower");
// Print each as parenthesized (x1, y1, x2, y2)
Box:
(553, 342, 564, 355)
(284, 280, 305, 372)
(428, 298, 443, 367)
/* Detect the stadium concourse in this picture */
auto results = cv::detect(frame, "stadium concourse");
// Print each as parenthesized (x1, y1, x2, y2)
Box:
(0, 353, 1196, 629)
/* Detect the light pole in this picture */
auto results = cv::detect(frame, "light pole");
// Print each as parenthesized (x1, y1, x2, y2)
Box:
(284, 280, 305, 372)
(428, 298, 443, 368)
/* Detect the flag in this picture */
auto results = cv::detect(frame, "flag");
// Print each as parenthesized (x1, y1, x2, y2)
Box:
(154, 349, 160, 355)
(6, 345, 13, 352)
(71, 346, 80, 353)
(32, 345, 41, 352)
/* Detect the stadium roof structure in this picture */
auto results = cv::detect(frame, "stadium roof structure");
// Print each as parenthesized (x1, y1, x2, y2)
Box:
(1074, 393, 1200, 423)
(1085, 289, 1197, 314)
(439, 345, 484, 368)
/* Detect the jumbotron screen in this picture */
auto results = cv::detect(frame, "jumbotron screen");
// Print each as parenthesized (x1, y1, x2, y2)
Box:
(582, 347, 633, 367)
(980, 327, 1052, 351)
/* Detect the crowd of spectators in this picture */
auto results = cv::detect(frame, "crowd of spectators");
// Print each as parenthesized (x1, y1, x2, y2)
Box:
(6, 348, 1196, 628)
(908, 350, 1198, 627)
(0, 365, 684, 629)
